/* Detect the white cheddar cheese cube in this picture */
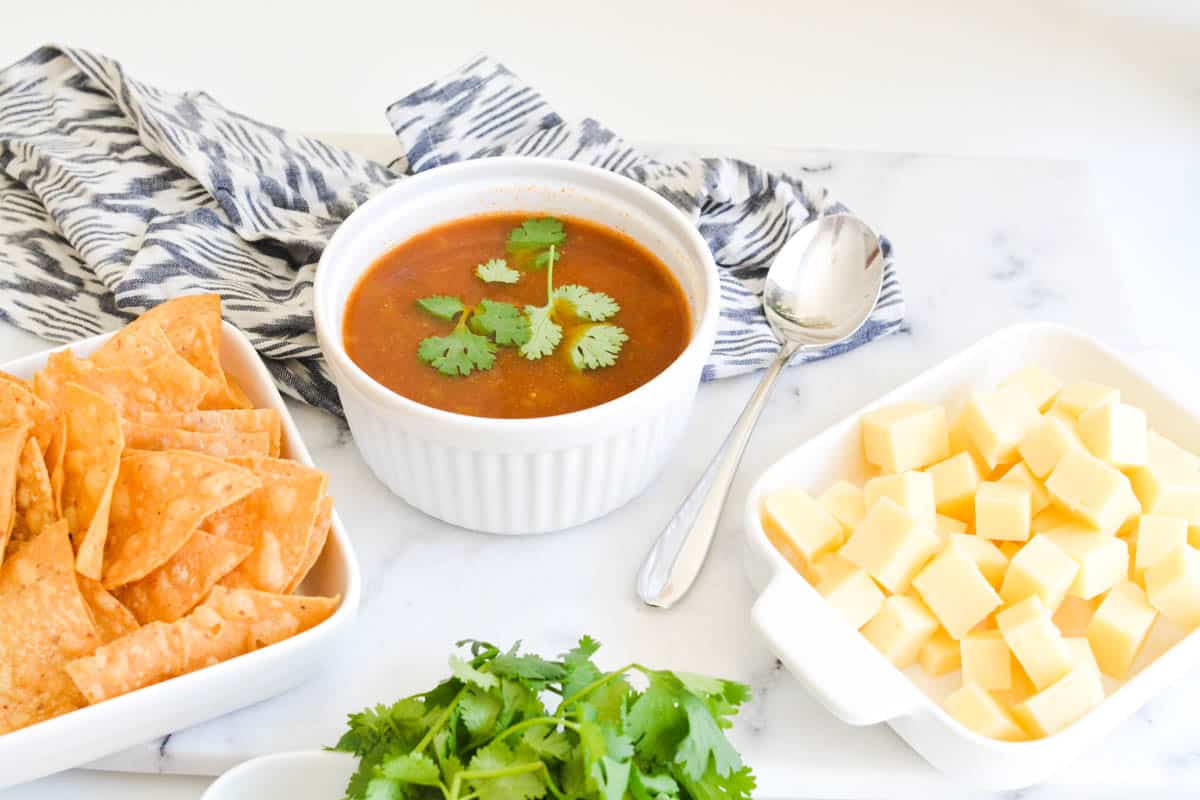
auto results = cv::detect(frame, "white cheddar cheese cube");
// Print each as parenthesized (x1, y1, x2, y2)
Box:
(975, 481, 1032, 542)
(919, 628, 962, 676)
(1000, 533, 1080, 612)
(862, 402, 950, 473)
(1052, 381, 1119, 419)
(1079, 402, 1147, 468)
(864, 471, 936, 530)
(761, 487, 845, 573)
(840, 497, 940, 593)
(1046, 448, 1138, 533)
(1053, 595, 1098, 637)
(1011, 657, 1105, 737)
(1134, 514, 1188, 574)
(961, 630, 1014, 690)
(997, 595, 1075, 690)
(819, 480, 867, 533)
(1045, 528, 1129, 600)
(1031, 505, 1077, 534)
(816, 560, 886, 630)
(1001, 365, 1063, 412)
(1144, 546, 1200, 630)
(1064, 636, 1102, 679)
(1087, 580, 1157, 679)
(926, 451, 980, 521)
(946, 533, 1009, 587)
(912, 545, 1002, 639)
(999, 461, 1051, 515)
(944, 683, 1027, 742)
(1128, 433, 1200, 524)
(861, 594, 939, 668)
(1019, 413, 1084, 479)
(936, 514, 968, 535)
(961, 386, 1042, 469)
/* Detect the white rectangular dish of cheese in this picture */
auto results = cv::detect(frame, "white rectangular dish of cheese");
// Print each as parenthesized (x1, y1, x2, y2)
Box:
(742, 323, 1200, 790)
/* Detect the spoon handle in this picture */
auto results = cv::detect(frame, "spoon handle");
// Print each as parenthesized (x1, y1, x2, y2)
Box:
(637, 341, 801, 608)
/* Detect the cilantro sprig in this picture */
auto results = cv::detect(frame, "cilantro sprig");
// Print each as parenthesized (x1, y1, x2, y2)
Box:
(333, 637, 756, 800)
(416, 298, 529, 376)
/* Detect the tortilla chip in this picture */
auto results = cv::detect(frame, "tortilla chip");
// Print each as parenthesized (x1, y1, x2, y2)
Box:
(220, 371, 255, 410)
(0, 371, 59, 460)
(122, 420, 271, 459)
(77, 576, 139, 643)
(136, 409, 282, 458)
(0, 520, 101, 733)
(202, 586, 339, 650)
(35, 348, 211, 418)
(208, 457, 327, 594)
(13, 435, 58, 546)
(91, 318, 179, 369)
(285, 495, 333, 594)
(60, 384, 124, 581)
(116, 530, 252, 624)
(44, 415, 66, 516)
(138, 295, 238, 409)
(101, 450, 260, 588)
(0, 424, 32, 563)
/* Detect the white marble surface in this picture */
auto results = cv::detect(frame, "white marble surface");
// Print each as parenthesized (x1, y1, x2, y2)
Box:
(5, 145, 1200, 799)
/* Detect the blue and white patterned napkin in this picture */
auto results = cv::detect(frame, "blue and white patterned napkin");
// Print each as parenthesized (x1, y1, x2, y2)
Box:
(0, 47, 903, 415)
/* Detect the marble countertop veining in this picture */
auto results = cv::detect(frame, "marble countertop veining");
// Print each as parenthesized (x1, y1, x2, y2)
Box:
(3, 147, 1200, 800)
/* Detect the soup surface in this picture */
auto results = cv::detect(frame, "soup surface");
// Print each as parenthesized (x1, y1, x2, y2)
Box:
(343, 212, 692, 418)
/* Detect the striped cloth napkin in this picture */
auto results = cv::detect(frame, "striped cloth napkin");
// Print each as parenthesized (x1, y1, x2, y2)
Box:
(0, 47, 904, 415)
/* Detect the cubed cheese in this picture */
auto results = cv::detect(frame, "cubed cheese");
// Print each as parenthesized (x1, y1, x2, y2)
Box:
(1144, 546, 1200, 630)
(1128, 433, 1200, 524)
(1011, 657, 1105, 737)
(1000, 534, 1080, 612)
(819, 480, 867, 533)
(946, 533, 1009, 587)
(809, 552, 856, 585)
(815, 559, 886, 630)
(919, 628, 962, 676)
(926, 452, 980, 521)
(1054, 595, 1098, 637)
(975, 481, 1032, 542)
(999, 461, 1051, 515)
(997, 595, 1075, 690)
(1045, 528, 1129, 600)
(860, 594, 939, 668)
(1045, 448, 1138, 533)
(944, 683, 1027, 742)
(1032, 505, 1078, 534)
(864, 471, 936, 530)
(936, 514, 969, 535)
(912, 545, 1002, 639)
(1087, 580, 1157, 679)
(1019, 413, 1084, 479)
(961, 630, 1013, 690)
(960, 386, 1042, 469)
(761, 487, 845, 573)
(840, 497, 940, 593)
(1078, 402, 1147, 468)
(1134, 514, 1188, 574)
(1001, 365, 1063, 412)
(1052, 381, 1119, 419)
(862, 402, 950, 473)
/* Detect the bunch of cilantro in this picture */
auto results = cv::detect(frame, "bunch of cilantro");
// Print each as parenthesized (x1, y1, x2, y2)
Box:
(332, 637, 756, 800)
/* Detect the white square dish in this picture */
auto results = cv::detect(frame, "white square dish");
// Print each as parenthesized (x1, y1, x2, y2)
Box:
(743, 322, 1200, 790)
(0, 322, 362, 790)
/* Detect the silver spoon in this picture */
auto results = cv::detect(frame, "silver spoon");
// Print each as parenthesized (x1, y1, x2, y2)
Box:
(636, 212, 886, 608)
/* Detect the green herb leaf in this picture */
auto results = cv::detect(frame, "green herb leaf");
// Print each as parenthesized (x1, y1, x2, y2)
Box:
(630, 767, 681, 800)
(469, 300, 532, 347)
(417, 295, 466, 321)
(449, 654, 500, 690)
(567, 324, 628, 370)
(490, 642, 568, 688)
(506, 218, 565, 253)
(674, 693, 744, 781)
(476, 258, 521, 284)
(519, 305, 563, 360)
(459, 688, 502, 735)
(555, 285, 620, 321)
(418, 329, 497, 376)
(363, 777, 403, 800)
(380, 753, 442, 786)
(466, 741, 547, 800)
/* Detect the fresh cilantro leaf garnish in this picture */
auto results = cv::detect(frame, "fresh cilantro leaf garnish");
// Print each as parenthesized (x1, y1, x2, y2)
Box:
(555, 285, 619, 321)
(417, 295, 467, 321)
(332, 637, 754, 800)
(567, 324, 628, 370)
(418, 328, 496, 377)
(519, 305, 563, 360)
(506, 218, 565, 253)
(470, 300, 532, 347)
(476, 258, 521, 284)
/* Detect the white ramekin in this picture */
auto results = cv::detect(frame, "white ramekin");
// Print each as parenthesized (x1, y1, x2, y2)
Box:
(743, 323, 1200, 790)
(315, 157, 719, 534)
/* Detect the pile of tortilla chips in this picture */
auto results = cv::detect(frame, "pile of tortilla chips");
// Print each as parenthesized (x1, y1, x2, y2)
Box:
(0, 296, 339, 735)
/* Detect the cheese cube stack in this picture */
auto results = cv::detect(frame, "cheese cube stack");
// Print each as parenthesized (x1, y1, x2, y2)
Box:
(759, 365, 1200, 742)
